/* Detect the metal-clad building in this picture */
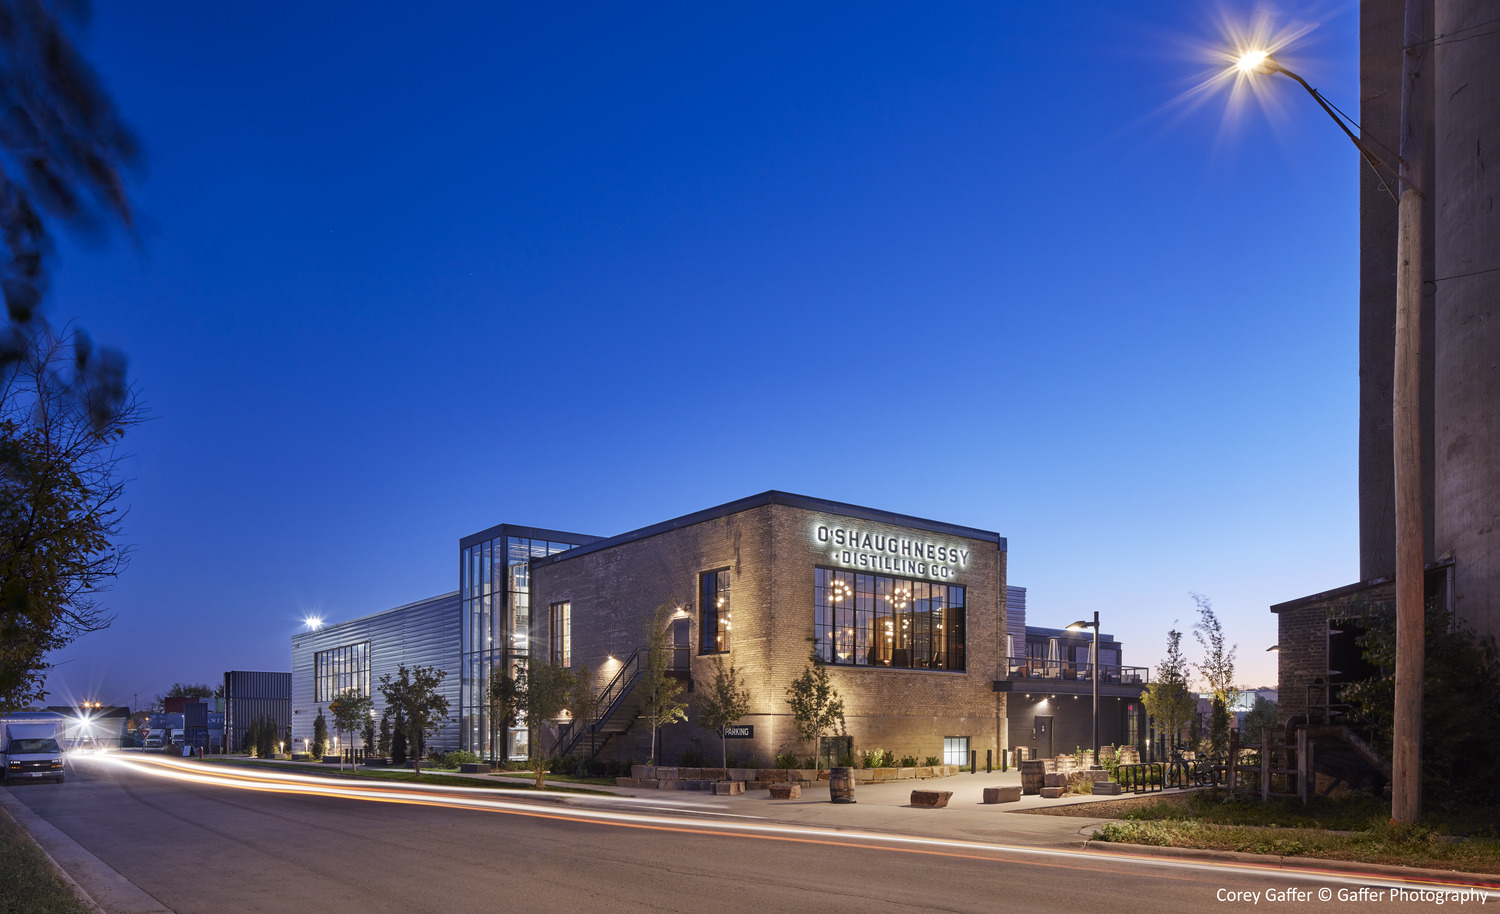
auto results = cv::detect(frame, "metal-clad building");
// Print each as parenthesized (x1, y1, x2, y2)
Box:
(290, 592, 461, 753)
(223, 671, 290, 754)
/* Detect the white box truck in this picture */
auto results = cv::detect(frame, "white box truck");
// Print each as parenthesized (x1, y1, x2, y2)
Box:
(2, 713, 67, 784)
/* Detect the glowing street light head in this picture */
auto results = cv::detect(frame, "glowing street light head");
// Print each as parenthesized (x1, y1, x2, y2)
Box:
(304, 615, 325, 631)
(1235, 48, 1278, 76)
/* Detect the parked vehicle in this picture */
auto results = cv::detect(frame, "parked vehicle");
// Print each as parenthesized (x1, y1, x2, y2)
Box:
(1, 713, 67, 784)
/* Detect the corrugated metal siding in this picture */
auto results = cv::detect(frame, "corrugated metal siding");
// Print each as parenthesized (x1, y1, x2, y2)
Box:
(223, 671, 291, 753)
(1005, 585, 1027, 657)
(290, 592, 461, 752)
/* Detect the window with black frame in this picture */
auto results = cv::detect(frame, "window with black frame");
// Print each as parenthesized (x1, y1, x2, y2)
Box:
(814, 568, 964, 671)
(549, 601, 570, 667)
(700, 569, 731, 653)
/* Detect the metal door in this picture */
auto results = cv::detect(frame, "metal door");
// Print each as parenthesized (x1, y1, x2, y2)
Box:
(1034, 715, 1053, 759)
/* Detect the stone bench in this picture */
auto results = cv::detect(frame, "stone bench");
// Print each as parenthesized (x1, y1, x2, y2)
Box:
(1039, 786, 1064, 799)
(713, 781, 745, 796)
(768, 783, 801, 799)
(1091, 781, 1123, 795)
(459, 762, 492, 774)
(982, 786, 1021, 804)
(910, 790, 952, 808)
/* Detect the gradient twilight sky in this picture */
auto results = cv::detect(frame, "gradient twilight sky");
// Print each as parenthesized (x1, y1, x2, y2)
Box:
(40, 1, 1360, 708)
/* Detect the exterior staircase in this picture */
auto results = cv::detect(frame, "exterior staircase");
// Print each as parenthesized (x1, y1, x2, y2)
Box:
(555, 650, 640, 763)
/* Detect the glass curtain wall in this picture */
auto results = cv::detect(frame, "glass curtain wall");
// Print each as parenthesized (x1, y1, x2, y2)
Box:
(459, 534, 580, 759)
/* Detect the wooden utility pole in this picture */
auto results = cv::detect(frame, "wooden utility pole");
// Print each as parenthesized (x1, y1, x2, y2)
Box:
(1391, 0, 1428, 826)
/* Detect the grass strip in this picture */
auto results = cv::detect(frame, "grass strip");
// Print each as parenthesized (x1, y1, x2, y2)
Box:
(199, 757, 619, 796)
(0, 806, 90, 914)
(1092, 819, 1500, 874)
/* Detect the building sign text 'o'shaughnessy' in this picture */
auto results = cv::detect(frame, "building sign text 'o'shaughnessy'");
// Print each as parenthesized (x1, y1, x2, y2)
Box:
(814, 524, 969, 581)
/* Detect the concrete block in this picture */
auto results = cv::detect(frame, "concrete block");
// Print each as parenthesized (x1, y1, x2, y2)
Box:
(910, 790, 952, 808)
(852, 769, 874, 782)
(713, 780, 745, 796)
(769, 783, 802, 799)
(898, 767, 916, 779)
(1091, 781, 1123, 796)
(656, 767, 679, 780)
(459, 762, 492, 774)
(916, 766, 934, 779)
(631, 765, 655, 779)
(1040, 786, 1064, 799)
(729, 768, 758, 781)
(1044, 772, 1065, 788)
(757, 768, 787, 782)
(615, 777, 638, 788)
(983, 786, 1022, 804)
(700, 768, 727, 780)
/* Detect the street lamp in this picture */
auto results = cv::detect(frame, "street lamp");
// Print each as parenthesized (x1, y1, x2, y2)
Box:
(1066, 612, 1101, 769)
(1236, 20, 1429, 824)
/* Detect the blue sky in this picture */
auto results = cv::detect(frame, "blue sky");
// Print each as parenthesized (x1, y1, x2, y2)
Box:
(41, 1, 1360, 706)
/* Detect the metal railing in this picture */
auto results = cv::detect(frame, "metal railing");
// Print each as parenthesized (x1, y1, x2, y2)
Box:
(1003, 657, 1149, 684)
(555, 649, 640, 760)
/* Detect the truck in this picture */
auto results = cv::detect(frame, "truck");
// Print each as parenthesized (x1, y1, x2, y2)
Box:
(1, 713, 67, 784)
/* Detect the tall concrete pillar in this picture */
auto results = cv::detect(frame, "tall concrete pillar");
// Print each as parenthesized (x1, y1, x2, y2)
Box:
(1433, 1, 1500, 638)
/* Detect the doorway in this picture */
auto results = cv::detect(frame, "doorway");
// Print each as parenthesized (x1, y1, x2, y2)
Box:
(1034, 715, 1053, 759)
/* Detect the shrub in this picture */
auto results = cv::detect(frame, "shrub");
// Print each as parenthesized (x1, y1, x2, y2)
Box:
(860, 748, 891, 769)
(773, 752, 799, 769)
(678, 747, 711, 768)
(924, 756, 941, 767)
(431, 750, 480, 769)
(898, 755, 918, 768)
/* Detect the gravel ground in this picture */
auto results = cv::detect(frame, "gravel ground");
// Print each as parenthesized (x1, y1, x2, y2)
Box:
(1012, 792, 1196, 818)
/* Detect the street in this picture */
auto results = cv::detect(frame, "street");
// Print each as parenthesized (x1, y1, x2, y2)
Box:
(2, 757, 1481, 914)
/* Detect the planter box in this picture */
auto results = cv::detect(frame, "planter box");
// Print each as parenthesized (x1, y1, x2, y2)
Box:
(362, 757, 389, 767)
(910, 790, 952, 808)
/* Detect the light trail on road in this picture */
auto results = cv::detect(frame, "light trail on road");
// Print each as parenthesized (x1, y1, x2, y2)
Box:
(83, 754, 1499, 898)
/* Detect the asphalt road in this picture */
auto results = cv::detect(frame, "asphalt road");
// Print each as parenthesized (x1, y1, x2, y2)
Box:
(2, 758, 1472, 914)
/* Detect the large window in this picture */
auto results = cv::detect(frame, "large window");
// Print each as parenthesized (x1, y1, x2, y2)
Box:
(700, 569, 731, 653)
(314, 642, 369, 701)
(813, 568, 965, 671)
(550, 601, 571, 667)
(943, 736, 970, 766)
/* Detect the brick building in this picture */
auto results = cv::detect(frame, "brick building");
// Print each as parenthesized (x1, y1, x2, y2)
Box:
(293, 490, 1148, 766)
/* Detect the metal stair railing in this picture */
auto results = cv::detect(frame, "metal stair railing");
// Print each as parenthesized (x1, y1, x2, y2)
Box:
(556, 649, 640, 760)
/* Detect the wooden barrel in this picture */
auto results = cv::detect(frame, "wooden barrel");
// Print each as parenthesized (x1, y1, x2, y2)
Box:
(1020, 759, 1047, 795)
(828, 767, 856, 804)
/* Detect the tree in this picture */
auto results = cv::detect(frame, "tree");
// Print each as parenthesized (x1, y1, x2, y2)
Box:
(1192, 594, 1238, 757)
(1141, 628, 1196, 758)
(1339, 599, 1500, 808)
(1240, 695, 1278, 746)
(1, 1, 141, 711)
(491, 659, 580, 789)
(697, 657, 751, 769)
(377, 664, 450, 777)
(328, 688, 372, 771)
(1, 327, 141, 710)
(376, 713, 392, 759)
(312, 708, 328, 760)
(637, 602, 687, 763)
(785, 648, 845, 771)
(487, 665, 520, 760)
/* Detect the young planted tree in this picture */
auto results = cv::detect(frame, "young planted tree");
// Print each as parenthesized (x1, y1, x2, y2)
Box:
(312, 708, 328, 760)
(1192, 594, 1238, 757)
(1141, 628, 1196, 758)
(491, 660, 579, 788)
(1240, 695, 1279, 746)
(488, 666, 521, 761)
(786, 649, 845, 771)
(378, 664, 451, 777)
(328, 688, 373, 770)
(697, 657, 751, 768)
(637, 602, 687, 763)
(376, 714, 392, 759)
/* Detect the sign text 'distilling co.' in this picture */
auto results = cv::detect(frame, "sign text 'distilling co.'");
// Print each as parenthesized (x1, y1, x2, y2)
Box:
(814, 525, 970, 581)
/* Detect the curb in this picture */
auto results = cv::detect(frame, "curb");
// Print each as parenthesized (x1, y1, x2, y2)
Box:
(1083, 840, 1500, 889)
(0, 787, 171, 914)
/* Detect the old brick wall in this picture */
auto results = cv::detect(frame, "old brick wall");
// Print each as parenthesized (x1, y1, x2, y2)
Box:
(531, 499, 1007, 766)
